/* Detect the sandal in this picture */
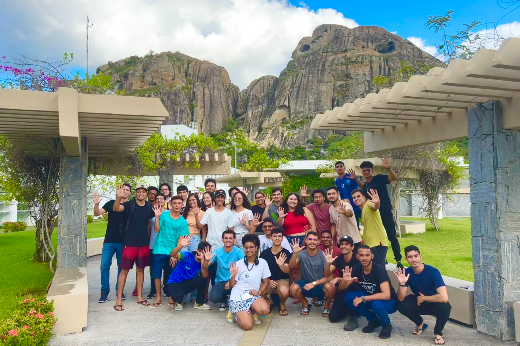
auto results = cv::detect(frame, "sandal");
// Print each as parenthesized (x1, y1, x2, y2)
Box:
(313, 299, 325, 307)
(322, 308, 330, 317)
(168, 303, 175, 309)
(137, 300, 150, 306)
(434, 335, 445, 345)
(114, 304, 124, 311)
(150, 302, 162, 308)
(412, 323, 429, 336)
(300, 305, 311, 315)
(279, 309, 288, 316)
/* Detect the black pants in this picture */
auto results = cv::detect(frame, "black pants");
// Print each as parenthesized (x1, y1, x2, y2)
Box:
(149, 251, 156, 295)
(397, 295, 451, 335)
(329, 286, 359, 323)
(209, 261, 217, 286)
(354, 209, 362, 228)
(167, 274, 207, 304)
(162, 259, 171, 296)
(380, 210, 402, 262)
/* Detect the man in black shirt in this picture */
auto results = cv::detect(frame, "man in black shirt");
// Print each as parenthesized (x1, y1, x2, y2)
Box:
(93, 183, 131, 303)
(324, 236, 360, 328)
(251, 191, 267, 233)
(260, 228, 292, 315)
(342, 245, 397, 339)
(359, 159, 403, 268)
(113, 184, 155, 311)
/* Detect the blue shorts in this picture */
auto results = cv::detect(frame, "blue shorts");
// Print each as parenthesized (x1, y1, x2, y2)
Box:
(151, 254, 171, 279)
(296, 280, 325, 299)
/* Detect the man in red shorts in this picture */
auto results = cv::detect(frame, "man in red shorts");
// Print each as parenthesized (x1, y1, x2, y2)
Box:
(113, 184, 155, 311)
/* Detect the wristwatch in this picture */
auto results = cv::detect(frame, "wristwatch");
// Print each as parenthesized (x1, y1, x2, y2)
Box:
(361, 296, 366, 302)
(312, 281, 317, 286)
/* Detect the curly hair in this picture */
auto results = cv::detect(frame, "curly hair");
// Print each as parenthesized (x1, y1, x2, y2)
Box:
(230, 191, 252, 210)
(182, 193, 203, 219)
(282, 192, 306, 217)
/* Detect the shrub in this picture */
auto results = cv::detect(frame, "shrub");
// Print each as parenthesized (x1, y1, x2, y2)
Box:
(2, 222, 27, 233)
(102, 213, 108, 221)
(0, 296, 56, 345)
(87, 215, 94, 224)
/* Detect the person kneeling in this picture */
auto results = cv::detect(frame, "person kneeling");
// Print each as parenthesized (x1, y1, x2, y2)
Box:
(228, 234, 271, 330)
(166, 236, 212, 311)
(395, 245, 450, 345)
(342, 245, 397, 339)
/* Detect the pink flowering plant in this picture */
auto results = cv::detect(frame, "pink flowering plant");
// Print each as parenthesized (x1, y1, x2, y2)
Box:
(0, 296, 56, 345)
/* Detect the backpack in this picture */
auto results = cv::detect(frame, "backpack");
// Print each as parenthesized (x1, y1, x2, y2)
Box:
(124, 199, 154, 233)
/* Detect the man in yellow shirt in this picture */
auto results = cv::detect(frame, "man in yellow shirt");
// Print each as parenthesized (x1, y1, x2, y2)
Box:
(351, 188, 388, 267)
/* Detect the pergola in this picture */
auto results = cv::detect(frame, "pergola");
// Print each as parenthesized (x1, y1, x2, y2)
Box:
(311, 37, 520, 341)
(217, 172, 283, 199)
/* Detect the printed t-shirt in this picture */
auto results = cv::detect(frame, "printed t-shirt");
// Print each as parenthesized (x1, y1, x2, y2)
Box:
(405, 264, 446, 297)
(329, 203, 362, 243)
(121, 200, 154, 247)
(260, 248, 292, 281)
(306, 203, 332, 235)
(259, 235, 293, 253)
(102, 200, 124, 243)
(200, 207, 232, 249)
(228, 209, 254, 235)
(362, 175, 392, 213)
(167, 251, 201, 284)
(361, 201, 388, 248)
(351, 262, 397, 298)
(211, 246, 245, 283)
(298, 250, 326, 282)
(185, 210, 205, 236)
(230, 258, 271, 301)
(153, 211, 189, 255)
(251, 205, 265, 233)
(335, 175, 360, 212)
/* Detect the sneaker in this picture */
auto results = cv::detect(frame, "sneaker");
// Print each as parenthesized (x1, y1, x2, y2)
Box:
(362, 319, 382, 333)
(379, 324, 392, 339)
(98, 292, 108, 303)
(121, 293, 126, 301)
(147, 292, 156, 300)
(175, 303, 184, 311)
(343, 316, 359, 331)
(396, 262, 405, 271)
(194, 303, 212, 310)
(219, 302, 228, 312)
(226, 309, 234, 323)
(253, 314, 262, 325)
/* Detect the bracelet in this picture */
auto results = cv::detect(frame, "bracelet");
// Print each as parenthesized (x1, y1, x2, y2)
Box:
(399, 284, 408, 287)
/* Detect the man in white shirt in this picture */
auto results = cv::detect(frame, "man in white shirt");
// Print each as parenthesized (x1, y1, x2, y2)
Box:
(258, 218, 293, 253)
(327, 186, 362, 252)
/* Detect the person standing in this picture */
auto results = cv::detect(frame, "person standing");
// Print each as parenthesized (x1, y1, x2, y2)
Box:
(395, 245, 450, 345)
(327, 186, 362, 253)
(159, 183, 172, 208)
(360, 159, 403, 269)
(200, 190, 232, 250)
(300, 187, 332, 237)
(351, 189, 389, 267)
(201, 191, 215, 211)
(93, 184, 131, 303)
(277, 193, 316, 245)
(334, 161, 362, 223)
(263, 187, 283, 219)
(204, 178, 217, 193)
(146, 193, 165, 299)
(260, 228, 292, 316)
(113, 184, 155, 310)
(177, 185, 189, 210)
(182, 193, 206, 250)
(258, 219, 292, 253)
(150, 196, 189, 308)
(342, 245, 397, 339)
(251, 191, 268, 233)
(228, 191, 256, 249)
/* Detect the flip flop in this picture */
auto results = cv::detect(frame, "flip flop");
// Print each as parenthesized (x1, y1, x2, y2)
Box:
(300, 305, 311, 315)
(150, 302, 162, 309)
(279, 309, 288, 316)
(434, 335, 445, 345)
(322, 308, 330, 317)
(114, 304, 124, 311)
(137, 300, 150, 306)
(413, 323, 429, 336)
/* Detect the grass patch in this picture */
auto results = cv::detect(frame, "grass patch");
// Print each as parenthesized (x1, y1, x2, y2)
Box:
(387, 217, 473, 282)
(87, 219, 108, 239)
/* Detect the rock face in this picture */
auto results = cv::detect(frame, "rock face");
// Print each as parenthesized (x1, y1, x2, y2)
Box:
(98, 25, 436, 145)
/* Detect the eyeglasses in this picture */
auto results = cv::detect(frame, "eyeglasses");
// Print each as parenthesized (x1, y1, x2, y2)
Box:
(262, 225, 274, 229)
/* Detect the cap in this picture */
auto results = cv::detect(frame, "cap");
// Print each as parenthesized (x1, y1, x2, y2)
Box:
(135, 184, 148, 192)
(337, 235, 354, 246)
(215, 189, 226, 198)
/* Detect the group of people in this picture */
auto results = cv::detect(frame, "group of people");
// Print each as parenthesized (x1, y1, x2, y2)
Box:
(92, 160, 451, 344)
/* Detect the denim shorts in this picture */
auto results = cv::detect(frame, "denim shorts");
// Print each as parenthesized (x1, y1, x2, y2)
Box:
(151, 254, 171, 279)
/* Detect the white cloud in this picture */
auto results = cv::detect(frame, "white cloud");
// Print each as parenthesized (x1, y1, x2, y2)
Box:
(0, 0, 358, 89)
(473, 21, 520, 50)
(406, 36, 437, 56)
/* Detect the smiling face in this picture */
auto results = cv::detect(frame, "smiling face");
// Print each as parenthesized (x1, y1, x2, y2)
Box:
(405, 250, 423, 268)
(136, 188, 147, 201)
(352, 191, 365, 207)
(203, 193, 213, 206)
(160, 185, 170, 198)
(243, 241, 257, 258)
(320, 232, 332, 247)
(122, 185, 131, 198)
(255, 193, 265, 207)
(361, 166, 374, 179)
(205, 181, 216, 192)
(305, 234, 319, 250)
(339, 241, 353, 255)
(215, 195, 225, 207)
(147, 189, 157, 202)
(222, 232, 235, 247)
(327, 189, 339, 203)
(272, 190, 283, 203)
(262, 221, 274, 236)
(287, 194, 298, 209)
(155, 195, 165, 207)
(233, 193, 243, 207)
(188, 195, 198, 209)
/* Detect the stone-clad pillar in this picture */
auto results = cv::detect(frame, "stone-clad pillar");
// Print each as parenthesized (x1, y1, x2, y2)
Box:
(469, 100, 520, 341)
(57, 138, 88, 268)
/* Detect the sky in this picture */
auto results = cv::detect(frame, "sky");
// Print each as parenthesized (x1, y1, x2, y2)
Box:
(1, 0, 519, 89)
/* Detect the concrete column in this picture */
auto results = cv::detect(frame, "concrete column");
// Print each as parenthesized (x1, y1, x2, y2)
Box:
(469, 100, 520, 341)
(57, 138, 88, 268)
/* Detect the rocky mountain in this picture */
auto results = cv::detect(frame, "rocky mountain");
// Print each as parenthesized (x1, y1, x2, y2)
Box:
(98, 24, 437, 146)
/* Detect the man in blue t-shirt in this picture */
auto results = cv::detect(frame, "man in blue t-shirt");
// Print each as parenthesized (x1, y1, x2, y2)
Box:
(394, 245, 451, 345)
(166, 235, 212, 311)
(204, 230, 244, 314)
(334, 161, 361, 224)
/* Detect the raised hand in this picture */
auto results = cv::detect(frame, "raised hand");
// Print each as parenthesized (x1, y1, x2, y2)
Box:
(381, 157, 391, 169)
(229, 262, 239, 277)
(264, 195, 272, 207)
(342, 266, 357, 282)
(153, 205, 163, 217)
(335, 201, 349, 215)
(251, 213, 263, 228)
(203, 246, 216, 262)
(290, 238, 305, 254)
(93, 192, 101, 205)
(300, 185, 309, 198)
(241, 186, 249, 196)
(192, 206, 201, 215)
(178, 235, 192, 248)
(303, 224, 312, 234)
(240, 213, 249, 226)
(324, 248, 338, 264)
(347, 168, 357, 180)
(278, 207, 287, 219)
(116, 184, 125, 198)
(275, 252, 287, 267)
(195, 251, 204, 262)
(367, 189, 380, 204)
(394, 267, 410, 286)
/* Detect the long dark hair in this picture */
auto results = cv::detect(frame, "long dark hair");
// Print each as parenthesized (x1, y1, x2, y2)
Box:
(282, 192, 306, 217)
(201, 191, 215, 211)
(183, 193, 203, 219)
(230, 191, 251, 210)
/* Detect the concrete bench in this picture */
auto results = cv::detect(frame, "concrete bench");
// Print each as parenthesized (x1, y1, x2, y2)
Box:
(386, 263, 475, 326)
(87, 237, 104, 257)
(47, 267, 88, 334)
(399, 220, 426, 235)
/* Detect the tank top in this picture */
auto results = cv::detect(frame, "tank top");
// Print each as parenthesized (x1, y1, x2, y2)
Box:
(283, 211, 310, 236)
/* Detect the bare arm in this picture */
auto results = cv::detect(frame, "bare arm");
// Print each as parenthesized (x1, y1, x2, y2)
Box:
(356, 178, 364, 188)
(330, 223, 337, 241)
(94, 205, 106, 216)
(325, 263, 337, 277)
(289, 252, 300, 269)
(201, 225, 207, 242)
(422, 286, 449, 303)
(112, 185, 126, 212)
(364, 281, 391, 301)
(154, 216, 160, 233)
(258, 277, 270, 296)
(303, 207, 317, 232)
(388, 169, 398, 182)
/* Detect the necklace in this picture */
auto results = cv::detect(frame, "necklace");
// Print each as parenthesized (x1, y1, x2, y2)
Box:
(247, 259, 256, 271)
(362, 269, 371, 282)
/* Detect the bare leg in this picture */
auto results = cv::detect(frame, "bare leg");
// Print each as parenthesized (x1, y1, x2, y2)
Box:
(277, 283, 290, 312)
(136, 267, 146, 303)
(235, 310, 254, 331)
(323, 283, 336, 310)
(116, 269, 129, 308)
(290, 283, 308, 307)
(251, 297, 270, 316)
(153, 278, 163, 306)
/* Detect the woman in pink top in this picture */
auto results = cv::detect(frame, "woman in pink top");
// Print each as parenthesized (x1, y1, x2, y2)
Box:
(276, 192, 316, 246)
(182, 193, 205, 251)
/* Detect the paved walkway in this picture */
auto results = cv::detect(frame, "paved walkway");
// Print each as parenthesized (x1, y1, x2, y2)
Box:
(50, 256, 516, 346)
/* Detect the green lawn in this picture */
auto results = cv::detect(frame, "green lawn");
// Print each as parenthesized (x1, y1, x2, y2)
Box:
(387, 217, 473, 282)
(87, 219, 109, 239)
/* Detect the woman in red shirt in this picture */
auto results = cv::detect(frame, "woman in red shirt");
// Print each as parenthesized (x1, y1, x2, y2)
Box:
(276, 192, 317, 246)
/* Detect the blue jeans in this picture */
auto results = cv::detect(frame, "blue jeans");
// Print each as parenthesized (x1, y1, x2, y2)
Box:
(209, 281, 231, 304)
(186, 234, 201, 252)
(100, 242, 123, 294)
(344, 291, 397, 326)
